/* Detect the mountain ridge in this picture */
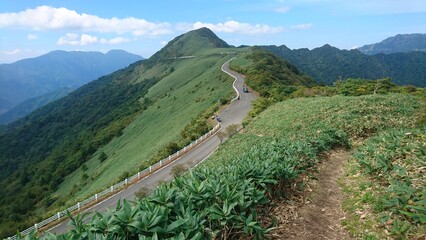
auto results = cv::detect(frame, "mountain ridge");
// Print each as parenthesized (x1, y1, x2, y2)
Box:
(358, 33, 426, 55)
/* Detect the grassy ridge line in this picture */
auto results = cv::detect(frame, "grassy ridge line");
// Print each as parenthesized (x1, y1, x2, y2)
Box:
(28, 94, 421, 239)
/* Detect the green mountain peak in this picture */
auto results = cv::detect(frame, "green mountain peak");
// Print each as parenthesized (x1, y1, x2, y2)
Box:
(151, 27, 229, 59)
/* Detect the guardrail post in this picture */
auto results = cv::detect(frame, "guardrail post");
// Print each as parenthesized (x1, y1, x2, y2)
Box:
(111, 186, 114, 192)
(196, 139, 198, 144)
(34, 223, 38, 230)
(77, 202, 80, 210)
(57, 212, 61, 220)
(149, 166, 152, 172)
(168, 155, 171, 161)
(125, 178, 128, 185)
(177, 150, 180, 156)
(95, 194, 98, 202)
(138, 171, 140, 178)
(184, 146, 187, 152)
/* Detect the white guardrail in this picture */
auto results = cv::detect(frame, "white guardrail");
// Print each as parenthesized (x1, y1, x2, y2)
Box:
(221, 57, 240, 102)
(7, 123, 221, 240)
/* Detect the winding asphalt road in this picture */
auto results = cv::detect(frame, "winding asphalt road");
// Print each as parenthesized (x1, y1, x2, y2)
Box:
(47, 58, 256, 234)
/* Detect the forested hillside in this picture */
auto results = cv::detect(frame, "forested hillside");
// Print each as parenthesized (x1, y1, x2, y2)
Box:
(262, 44, 426, 87)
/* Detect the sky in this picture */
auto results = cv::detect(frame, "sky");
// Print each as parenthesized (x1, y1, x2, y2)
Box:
(1, 0, 425, 63)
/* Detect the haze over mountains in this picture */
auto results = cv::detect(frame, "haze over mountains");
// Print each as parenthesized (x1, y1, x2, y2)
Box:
(358, 33, 426, 55)
(0, 50, 143, 121)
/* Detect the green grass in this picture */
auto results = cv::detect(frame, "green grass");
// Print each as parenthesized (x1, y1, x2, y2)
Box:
(207, 94, 421, 165)
(53, 52, 236, 205)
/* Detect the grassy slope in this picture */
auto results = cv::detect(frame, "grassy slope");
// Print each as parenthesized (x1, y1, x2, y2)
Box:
(206, 94, 421, 167)
(44, 94, 423, 239)
(53, 51, 236, 204)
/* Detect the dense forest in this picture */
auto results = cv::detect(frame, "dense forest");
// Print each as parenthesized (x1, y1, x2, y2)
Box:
(262, 44, 426, 87)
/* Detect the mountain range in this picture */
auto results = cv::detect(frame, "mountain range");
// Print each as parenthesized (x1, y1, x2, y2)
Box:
(0, 50, 143, 118)
(262, 44, 426, 87)
(358, 33, 426, 55)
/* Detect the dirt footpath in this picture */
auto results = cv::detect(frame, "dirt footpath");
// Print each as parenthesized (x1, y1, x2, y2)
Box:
(268, 149, 352, 240)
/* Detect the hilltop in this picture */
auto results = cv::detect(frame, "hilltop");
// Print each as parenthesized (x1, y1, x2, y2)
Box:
(358, 33, 426, 55)
(150, 27, 230, 60)
(0, 50, 143, 116)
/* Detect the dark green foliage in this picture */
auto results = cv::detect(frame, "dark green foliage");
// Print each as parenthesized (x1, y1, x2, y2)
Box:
(262, 44, 426, 87)
(236, 47, 315, 101)
(337, 78, 396, 96)
(98, 151, 108, 163)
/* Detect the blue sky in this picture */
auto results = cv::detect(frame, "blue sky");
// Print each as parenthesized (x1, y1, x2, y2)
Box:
(1, 0, 425, 63)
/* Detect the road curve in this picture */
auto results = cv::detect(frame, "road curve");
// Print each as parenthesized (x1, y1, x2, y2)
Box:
(47, 58, 256, 234)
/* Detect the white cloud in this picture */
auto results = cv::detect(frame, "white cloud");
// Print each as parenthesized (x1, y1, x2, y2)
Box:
(0, 5, 173, 36)
(160, 41, 169, 45)
(27, 34, 38, 40)
(100, 37, 130, 44)
(5, 49, 21, 55)
(274, 6, 291, 13)
(193, 21, 284, 34)
(291, 23, 313, 30)
(57, 33, 98, 46)
(0, 6, 287, 37)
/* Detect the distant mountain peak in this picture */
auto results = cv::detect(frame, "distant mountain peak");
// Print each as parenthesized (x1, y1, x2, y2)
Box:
(358, 33, 426, 55)
(151, 28, 229, 59)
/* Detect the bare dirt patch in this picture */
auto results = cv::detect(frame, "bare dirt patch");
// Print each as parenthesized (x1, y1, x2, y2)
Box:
(268, 149, 352, 240)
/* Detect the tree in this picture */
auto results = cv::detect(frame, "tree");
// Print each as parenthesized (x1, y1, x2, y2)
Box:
(99, 151, 108, 163)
